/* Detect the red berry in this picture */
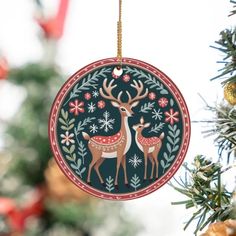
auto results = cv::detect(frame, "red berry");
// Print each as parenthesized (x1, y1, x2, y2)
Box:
(97, 100, 106, 109)
(122, 74, 131, 82)
(84, 92, 91, 100)
(148, 92, 156, 100)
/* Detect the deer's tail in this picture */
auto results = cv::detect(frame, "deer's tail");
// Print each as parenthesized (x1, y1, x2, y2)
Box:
(82, 132, 90, 140)
(160, 132, 165, 140)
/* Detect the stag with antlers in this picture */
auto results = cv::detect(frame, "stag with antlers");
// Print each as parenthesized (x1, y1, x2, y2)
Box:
(82, 79, 148, 188)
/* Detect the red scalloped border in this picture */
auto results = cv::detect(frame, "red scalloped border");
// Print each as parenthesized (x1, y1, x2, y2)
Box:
(48, 57, 191, 201)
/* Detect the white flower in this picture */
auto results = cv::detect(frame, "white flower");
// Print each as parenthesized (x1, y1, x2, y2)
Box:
(60, 131, 75, 146)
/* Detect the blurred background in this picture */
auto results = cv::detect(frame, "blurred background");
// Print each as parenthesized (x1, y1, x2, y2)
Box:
(0, 0, 235, 236)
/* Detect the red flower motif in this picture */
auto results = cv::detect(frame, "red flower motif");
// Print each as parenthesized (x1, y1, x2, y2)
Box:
(164, 108, 179, 125)
(148, 92, 156, 100)
(69, 99, 84, 115)
(122, 74, 131, 83)
(84, 92, 91, 100)
(97, 100, 106, 109)
(158, 97, 168, 108)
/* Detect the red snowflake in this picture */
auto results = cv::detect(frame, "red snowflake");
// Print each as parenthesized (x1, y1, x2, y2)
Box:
(148, 92, 156, 100)
(164, 108, 179, 125)
(122, 74, 131, 83)
(69, 99, 84, 115)
(84, 92, 91, 100)
(97, 100, 106, 109)
(158, 97, 168, 108)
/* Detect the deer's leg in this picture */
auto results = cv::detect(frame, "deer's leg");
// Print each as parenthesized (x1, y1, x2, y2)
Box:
(143, 149, 148, 181)
(153, 146, 161, 179)
(115, 149, 125, 188)
(121, 155, 129, 187)
(148, 154, 155, 180)
(94, 158, 105, 185)
(87, 151, 102, 184)
(153, 157, 159, 179)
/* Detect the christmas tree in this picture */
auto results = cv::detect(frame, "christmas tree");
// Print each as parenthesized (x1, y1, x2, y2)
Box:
(171, 1, 236, 235)
(0, 1, 139, 235)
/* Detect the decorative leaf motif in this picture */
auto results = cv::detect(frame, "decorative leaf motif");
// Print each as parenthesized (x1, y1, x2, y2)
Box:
(64, 67, 111, 105)
(61, 143, 86, 178)
(106, 176, 115, 192)
(61, 109, 68, 120)
(77, 158, 82, 168)
(74, 117, 96, 136)
(62, 146, 70, 153)
(149, 122, 165, 134)
(65, 154, 75, 162)
(80, 167, 86, 174)
(130, 174, 141, 191)
(71, 163, 79, 169)
(161, 124, 181, 172)
(78, 141, 87, 165)
(123, 66, 169, 94)
(167, 136, 174, 145)
(140, 102, 155, 113)
(59, 118, 67, 126)
(70, 145, 75, 153)
(167, 143, 172, 153)
(59, 109, 75, 131)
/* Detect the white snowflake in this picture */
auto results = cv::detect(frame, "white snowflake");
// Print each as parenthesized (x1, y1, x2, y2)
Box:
(98, 111, 115, 132)
(92, 90, 99, 98)
(152, 108, 163, 120)
(129, 154, 142, 168)
(88, 102, 96, 113)
(89, 124, 98, 134)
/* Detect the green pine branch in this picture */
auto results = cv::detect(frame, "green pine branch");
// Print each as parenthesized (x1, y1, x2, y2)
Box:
(197, 102, 236, 161)
(170, 155, 234, 235)
(211, 28, 236, 85)
(229, 1, 236, 16)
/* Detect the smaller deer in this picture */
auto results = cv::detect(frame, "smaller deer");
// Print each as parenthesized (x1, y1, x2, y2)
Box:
(132, 117, 164, 181)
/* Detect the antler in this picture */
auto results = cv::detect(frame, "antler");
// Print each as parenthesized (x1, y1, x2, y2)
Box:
(99, 79, 122, 103)
(126, 80, 148, 104)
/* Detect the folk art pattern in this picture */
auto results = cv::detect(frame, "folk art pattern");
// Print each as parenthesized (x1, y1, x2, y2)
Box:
(49, 58, 190, 200)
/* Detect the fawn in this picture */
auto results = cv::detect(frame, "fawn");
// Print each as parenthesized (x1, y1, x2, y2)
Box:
(132, 117, 164, 181)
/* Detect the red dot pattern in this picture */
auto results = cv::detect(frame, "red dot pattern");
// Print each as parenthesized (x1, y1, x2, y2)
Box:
(92, 132, 122, 145)
(138, 136, 161, 146)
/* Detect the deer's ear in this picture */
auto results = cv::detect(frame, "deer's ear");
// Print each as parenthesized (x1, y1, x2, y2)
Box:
(130, 101, 139, 108)
(140, 116, 144, 124)
(111, 101, 120, 107)
(144, 123, 151, 128)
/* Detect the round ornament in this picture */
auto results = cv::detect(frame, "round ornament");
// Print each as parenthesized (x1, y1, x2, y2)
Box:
(49, 58, 190, 200)
(224, 82, 236, 105)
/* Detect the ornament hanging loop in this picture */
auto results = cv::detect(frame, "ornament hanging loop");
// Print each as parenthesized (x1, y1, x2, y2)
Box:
(117, 0, 123, 66)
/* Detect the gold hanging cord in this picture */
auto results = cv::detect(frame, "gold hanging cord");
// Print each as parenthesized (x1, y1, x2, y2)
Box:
(117, 0, 122, 65)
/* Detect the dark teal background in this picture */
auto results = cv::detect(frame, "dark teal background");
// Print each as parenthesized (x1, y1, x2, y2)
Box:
(56, 63, 183, 194)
